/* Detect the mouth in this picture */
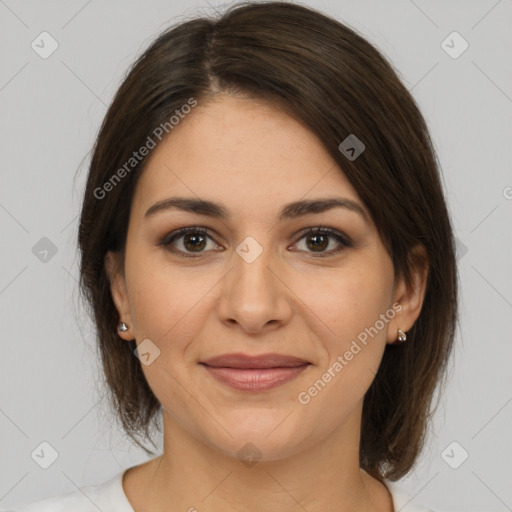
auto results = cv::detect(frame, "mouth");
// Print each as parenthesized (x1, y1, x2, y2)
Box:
(199, 353, 311, 392)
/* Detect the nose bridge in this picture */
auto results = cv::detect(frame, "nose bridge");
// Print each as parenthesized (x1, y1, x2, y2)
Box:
(231, 234, 277, 301)
(217, 233, 292, 330)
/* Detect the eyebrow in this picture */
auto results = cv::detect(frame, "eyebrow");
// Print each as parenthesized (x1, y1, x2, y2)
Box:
(144, 196, 368, 222)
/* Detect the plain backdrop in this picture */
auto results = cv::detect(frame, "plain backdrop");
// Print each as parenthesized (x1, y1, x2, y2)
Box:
(1, 1, 511, 511)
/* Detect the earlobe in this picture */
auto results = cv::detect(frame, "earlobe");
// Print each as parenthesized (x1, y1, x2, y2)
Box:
(105, 251, 133, 339)
(386, 244, 429, 344)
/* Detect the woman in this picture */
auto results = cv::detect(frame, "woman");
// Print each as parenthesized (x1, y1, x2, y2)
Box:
(10, 1, 457, 511)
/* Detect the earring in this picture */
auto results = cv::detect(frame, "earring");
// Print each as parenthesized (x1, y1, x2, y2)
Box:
(118, 321, 128, 333)
(397, 329, 407, 342)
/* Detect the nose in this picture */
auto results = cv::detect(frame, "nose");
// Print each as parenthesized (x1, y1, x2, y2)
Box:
(216, 239, 293, 334)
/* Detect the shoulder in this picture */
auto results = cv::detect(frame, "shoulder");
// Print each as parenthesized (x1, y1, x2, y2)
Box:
(4, 470, 133, 512)
(4, 471, 437, 512)
(385, 479, 438, 512)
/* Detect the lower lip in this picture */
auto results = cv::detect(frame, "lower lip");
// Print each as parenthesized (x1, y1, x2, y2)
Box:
(201, 364, 310, 391)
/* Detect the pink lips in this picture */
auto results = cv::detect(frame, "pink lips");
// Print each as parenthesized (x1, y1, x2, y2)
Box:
(200, 353, 311, 391)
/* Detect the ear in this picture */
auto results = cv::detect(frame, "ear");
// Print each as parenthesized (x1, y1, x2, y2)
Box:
(105, 250, 133, 340)
(386, 244, 429, 344)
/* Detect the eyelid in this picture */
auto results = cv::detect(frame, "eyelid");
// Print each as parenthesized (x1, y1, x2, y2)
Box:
(159, 226, 222, 258)
(159, 224, 353, 257)
(293, 224, 353, 246)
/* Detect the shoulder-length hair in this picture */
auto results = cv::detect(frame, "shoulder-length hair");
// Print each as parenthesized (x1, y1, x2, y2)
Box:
(78, 0, 457, 481)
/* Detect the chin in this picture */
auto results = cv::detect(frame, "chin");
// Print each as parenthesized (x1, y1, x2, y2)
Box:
(210, 434, 306, 465)
(198, 411, 312, 464)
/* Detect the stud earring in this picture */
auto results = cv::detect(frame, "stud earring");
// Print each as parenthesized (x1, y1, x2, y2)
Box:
(117, 321, 129, 333)
(397, 329, 407, 342)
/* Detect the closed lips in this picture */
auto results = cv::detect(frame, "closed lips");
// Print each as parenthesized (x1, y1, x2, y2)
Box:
(200, 353, 311, 369)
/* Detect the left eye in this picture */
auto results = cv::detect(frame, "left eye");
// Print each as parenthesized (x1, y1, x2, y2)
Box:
(160, 226, 352, 258)
(292, 227, 352, 256)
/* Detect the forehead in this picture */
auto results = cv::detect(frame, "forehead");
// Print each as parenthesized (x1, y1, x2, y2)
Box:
(132, 94, 362, 218)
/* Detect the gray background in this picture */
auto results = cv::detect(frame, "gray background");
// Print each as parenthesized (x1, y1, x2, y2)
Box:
(1, 1, 511, 511)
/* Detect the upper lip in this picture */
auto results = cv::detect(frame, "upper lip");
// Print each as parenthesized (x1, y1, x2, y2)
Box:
(200, 353, 310, 369)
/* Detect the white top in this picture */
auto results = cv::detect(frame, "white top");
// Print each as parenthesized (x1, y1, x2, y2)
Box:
(4, 470, 436, 512)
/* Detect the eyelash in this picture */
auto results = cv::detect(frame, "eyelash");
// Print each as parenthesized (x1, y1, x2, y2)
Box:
(159, 225, 353, 259)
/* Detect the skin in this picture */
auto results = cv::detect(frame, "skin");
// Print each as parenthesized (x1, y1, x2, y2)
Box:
(106, 93, 428, 512)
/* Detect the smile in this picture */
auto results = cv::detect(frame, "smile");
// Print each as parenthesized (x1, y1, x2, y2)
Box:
(199, 352, 312, 392)
(200, 364, 311, 391)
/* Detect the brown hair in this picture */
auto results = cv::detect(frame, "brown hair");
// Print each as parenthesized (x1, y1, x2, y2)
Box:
(78, 0, 457, 481)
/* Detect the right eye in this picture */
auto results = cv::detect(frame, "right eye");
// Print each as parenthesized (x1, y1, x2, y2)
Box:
(159, 227, 224, 258)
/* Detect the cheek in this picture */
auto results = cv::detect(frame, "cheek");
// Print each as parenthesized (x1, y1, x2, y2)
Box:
(292, 262, 392, 406)
(127, 261, 206, 342)
(124, 247, 225, 368)
(123, 255, 213, 416)
(294, 261, 393, 348)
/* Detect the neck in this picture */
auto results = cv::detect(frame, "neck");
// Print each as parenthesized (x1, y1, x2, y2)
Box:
(123, 403, 393, 512)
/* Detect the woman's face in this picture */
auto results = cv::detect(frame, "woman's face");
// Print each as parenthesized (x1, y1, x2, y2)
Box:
(107, 94, 423, 462)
